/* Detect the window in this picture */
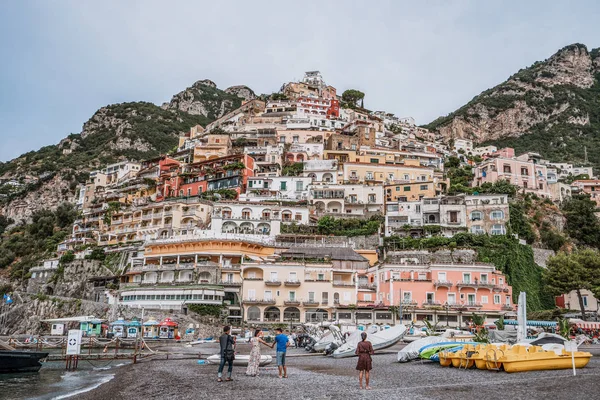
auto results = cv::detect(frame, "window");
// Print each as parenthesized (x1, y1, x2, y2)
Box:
(420, 184, 428, 190)
(481, 296, 488, 304)
(463, 273, 471, 283)
(308, 292, 315, 302)
(447, 293, 456, 305)
(403, 174, 409, 180)
(370, 158, 379, 164)
(471, 225, 484, 234)
(368, 194, 376, 203)
(467, 294, 476, 305)
(289, 272, 297, 282)
(364, 293, 372, 301)
(505, 296, 511, 305)
(403, 292, 412, 301)
(293, 136, 299, 143)
(187, 188, 191, 196)
(438, 272, 447, 282)
(491, 224, 505, 235)
(317, 273, 325, 281)
(426, 293, 435, 303)
(520, 167, 529, 176)
(480, 274, 488, 283)
(295, 181, 303, 191)
(280, 181, 287, 190)
(289, 291, 296, 301)
(470, 211, 483, 221)
(449, 211, 458, 223)
(490, 210, 504, 220)
(583, 296, 588, 307)
(264, 290, 272, 300)
(366, 172, 374, 180)
(248, 289, 256, 300)
(503, 165, 511, 173)
(404, 186, 411, 191)
(270, 272, 278, 281)
(322, 292, 328, 304)
(499, 278, 504, 285)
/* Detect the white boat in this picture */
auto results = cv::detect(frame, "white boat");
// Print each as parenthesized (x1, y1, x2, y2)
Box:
(312, 330, 334, 352)
(186, 339, 217, 347)
(333, 324, 407, 358)
(206, 354, 273, 366)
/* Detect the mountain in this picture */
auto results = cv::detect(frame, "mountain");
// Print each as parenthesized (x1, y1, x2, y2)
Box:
(0, 81, 250, 221)
(425, 44, 600, 167)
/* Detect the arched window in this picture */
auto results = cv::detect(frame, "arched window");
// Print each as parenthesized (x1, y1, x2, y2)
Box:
(491, 224, 505, 235)
(470, 211, 483, 221)
(247, 306, 261, 321)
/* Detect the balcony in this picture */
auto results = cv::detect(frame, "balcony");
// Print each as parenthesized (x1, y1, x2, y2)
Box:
(219, 280, 242, 287)
(304, 279, 331, 283)
(221, 264, 241, 270)
(434, 280, 453, 288)
(457, 281, 495, 289)
(258, 299, 276, 305)
(358, 283, 376, 290)
(243, 298, 261, 304)
(466, 302, 483, 308)
(501, 304, 514, 311)
(400, 300, 418, 306)
(421, 301, 442, 308)
(265, 280, 282, 286)
(284, 280, 301, 287)
(303, 300, 319, 307)
(244, 277, 264, 281)
(176, 263, 195, 270)
(284, 300, 301, 306)
(333, 281, 354, 287)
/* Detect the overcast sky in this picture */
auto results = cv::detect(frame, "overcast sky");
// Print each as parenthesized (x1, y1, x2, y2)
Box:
(1, 1, 599, 162)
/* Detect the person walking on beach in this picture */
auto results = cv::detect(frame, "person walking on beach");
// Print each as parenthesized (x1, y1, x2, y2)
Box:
(217, 326, 236, 382)
(274, 327, 290, 378)
(246, 329, 273, 377)
(355, 332, 374, 390)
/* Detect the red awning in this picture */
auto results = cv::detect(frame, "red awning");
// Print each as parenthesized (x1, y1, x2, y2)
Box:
(159, 318, 178, 327)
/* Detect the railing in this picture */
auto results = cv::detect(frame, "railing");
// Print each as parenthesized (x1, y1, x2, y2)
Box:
(176, 263, 195, 270)
(219, 280, 242, 286)
(243, 277, 263, 281)
(422, 301, 442, 307)
(303, 301, 319, 306)
(265, 280, 282, 286)
(284, 280, 301, 286)
(284, 300, 301, 306)
(457, 281, 495, 288)
(434, 280, 453, 287)
(333, 281, 354, 287)
(358, 283, 376, 290)
(304, 279, 331, 283)
(222, 264, 241, 270)
(501, 305, 514, 311)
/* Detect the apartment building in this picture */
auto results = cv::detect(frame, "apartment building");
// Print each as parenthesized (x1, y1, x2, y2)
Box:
(552, 164, 594, 180)
(384, 194, 509, 237)
(342, 162, 434, 185)
(303, 160, 339, 184)
(286, 143, 324, 163)
(384, 181, 437, 203)
(244, 145, 283, 177)
(241, 247, 371, 324)
(555, 290, 599, 318)
(211, 202, 310, 236)
(241, 176, 311, 202)
(375, 256, 514, 326)
(453, 139, 473, 153)
(310, 184, 383, 216)
(472, 145, 497, 157)
(473, 155, 551, 198)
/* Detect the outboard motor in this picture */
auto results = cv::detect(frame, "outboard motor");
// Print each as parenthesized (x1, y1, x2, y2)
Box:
(325, 342, 339, 355)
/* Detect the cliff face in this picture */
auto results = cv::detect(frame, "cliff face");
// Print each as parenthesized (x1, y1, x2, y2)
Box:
(163, 80, 246, 120)
(425, 44, 600, 167)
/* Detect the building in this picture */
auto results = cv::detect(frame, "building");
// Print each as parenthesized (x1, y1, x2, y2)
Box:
(465, 194, 509, 235)
(241, 176, 311, 202)
(310, 184, 384, 217)
(241, 247, 371, 324)
(571, 180, 600, 206)
(453, 139, 473, 154)
(211, 202, 310, 236)
(342, 162, 435, 186)
(303, 160, 339, 184)
(384, 181, 437, 203)
(473, 155, 551, 198)
(375, 255, 514, 326)
(555, 290, 599, 318)
(472, 146, 497, 157)
(26, 259, 60, 294)
(104, 161, 141, 186)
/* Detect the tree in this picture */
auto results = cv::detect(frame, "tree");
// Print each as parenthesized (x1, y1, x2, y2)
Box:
(561, 194, 600, 248)
(544, 249, 600, 320)
(341, 89, 365, 108)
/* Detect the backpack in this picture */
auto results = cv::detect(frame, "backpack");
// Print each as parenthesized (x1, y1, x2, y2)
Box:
(224, 335, 235, 361)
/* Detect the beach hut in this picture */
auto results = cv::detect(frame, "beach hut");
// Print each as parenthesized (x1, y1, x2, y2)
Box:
(143, 318, 160, 338)
(50, 323, 65, 335)
(110, 318, 129, 338)
(80, 319, 103, 337)
(127, 318, 142, 337)
(159, 318, 179, 339)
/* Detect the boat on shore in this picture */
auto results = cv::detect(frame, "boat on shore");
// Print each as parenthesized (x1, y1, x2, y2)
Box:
(0, 350, 49, 373)
(206, 354, 273, 366)
(333, 324, 406, 358)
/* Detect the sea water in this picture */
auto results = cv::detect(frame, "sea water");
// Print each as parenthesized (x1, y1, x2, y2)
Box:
(0, 359, 130, 400)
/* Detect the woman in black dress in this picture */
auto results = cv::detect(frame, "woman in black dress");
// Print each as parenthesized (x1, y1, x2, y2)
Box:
(355, 332, 374, 389)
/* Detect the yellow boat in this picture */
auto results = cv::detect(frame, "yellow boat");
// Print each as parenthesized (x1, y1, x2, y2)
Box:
(499, 345, 592, 373)
(438, 350, 453, 367)
(448, 344, 476, 368)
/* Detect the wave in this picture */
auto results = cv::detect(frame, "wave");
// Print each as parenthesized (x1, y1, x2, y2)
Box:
(51, 374, 114, 400)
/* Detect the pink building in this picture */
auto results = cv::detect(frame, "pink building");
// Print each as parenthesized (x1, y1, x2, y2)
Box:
(473, 155, 551, 198)
(571, 180, 600, 206)
(371, 261, 514, 327)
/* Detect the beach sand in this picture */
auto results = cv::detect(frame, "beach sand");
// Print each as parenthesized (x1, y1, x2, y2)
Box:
(78, 343, 600, 400)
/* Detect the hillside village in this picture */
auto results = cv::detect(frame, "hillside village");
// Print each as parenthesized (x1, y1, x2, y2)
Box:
(1, 68, 600, 334)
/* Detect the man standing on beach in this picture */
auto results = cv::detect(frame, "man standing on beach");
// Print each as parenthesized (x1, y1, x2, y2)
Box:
(217, 326, 236, 382)
(274, 327, 290, 378)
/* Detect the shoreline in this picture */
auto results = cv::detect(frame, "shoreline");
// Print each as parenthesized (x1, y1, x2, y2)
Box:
(75, 345, 600, 400)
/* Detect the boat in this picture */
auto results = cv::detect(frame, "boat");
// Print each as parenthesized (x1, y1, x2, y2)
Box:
(0, 350, 49, 373)
(312, 330, 334, 352)
(186, 338, 217, 347)
(333, 324, 406, 358)
(206, 354, 273, 367)
(489, 345, 592, 373)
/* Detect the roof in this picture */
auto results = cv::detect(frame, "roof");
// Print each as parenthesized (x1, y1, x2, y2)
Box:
(502, 320, 557, 327)
(281, 247, 368, 262)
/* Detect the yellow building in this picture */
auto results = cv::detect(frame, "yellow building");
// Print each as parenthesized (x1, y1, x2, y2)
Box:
(384, 181, 437, 203)
(342, 162, 435, 185)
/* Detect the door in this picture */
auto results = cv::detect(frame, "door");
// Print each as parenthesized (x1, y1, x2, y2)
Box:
(270, 272, 278, 282)
(264, 291, 272, 301)
(468, 294, 476, 305)
(447, 293, 456, 305)
(248, 289, 256, 300)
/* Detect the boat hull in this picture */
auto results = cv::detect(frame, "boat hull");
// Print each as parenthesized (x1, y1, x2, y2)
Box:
(502, 355, 591, 373)
(206, 354, 272, 367)
(0, 351, 49, 373)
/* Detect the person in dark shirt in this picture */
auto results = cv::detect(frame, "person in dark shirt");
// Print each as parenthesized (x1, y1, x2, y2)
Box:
(217, 326, 236, 382)
(274, 327, 290, 378)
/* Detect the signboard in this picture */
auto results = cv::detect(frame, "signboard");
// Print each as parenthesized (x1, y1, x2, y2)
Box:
(564, 341, 577, 376)
(66, 329, 82, 355)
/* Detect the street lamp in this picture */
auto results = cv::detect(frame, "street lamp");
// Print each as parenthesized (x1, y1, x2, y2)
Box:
(444, 302, 450, 328)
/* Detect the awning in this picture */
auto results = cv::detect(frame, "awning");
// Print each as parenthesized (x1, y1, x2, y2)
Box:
(159, 318, 178, 327)
(502, 320, 557, 327)
(42, 315, 104, 323)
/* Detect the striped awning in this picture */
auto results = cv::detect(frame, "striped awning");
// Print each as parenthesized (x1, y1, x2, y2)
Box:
(502, 320, 557, 327)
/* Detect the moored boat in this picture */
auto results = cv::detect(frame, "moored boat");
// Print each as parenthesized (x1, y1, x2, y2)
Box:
(333, 324, 406, 358)
(206, 354, 273, 366)
(0, 350, 49, 373)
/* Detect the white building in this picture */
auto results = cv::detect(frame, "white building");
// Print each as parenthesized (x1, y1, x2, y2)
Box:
(211, 202, 310, 236)
(472, 146, 497, 157)
(104, 161, 141, 185)
(303, 160, 339, 184)
(240, 176, 312, 202)
(453, 139, 473, 154)
(310, 184, 383, 216)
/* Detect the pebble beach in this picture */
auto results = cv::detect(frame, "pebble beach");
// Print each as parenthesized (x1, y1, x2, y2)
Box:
(76, 343, 600, 400)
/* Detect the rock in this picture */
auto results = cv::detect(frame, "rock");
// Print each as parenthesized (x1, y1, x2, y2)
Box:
(225, 85, 256, 101)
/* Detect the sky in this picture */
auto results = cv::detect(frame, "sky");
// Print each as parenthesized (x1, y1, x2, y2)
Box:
(1, 1, 599, 162)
